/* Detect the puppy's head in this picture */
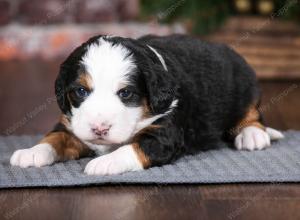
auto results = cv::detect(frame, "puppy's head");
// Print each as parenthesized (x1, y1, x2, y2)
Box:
(55, 36, 178, 145)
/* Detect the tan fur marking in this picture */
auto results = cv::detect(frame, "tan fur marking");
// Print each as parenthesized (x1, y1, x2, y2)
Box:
(233, 103, 265, 135)
(132, 143, 151, 168)
(40, 131, 91, 161)
(141, 99, 162, 129)
(77, 73, 93, 90)
(60, 114, 70, 127)
(141, 98, 151, 119)
(130, 100, 160, 168)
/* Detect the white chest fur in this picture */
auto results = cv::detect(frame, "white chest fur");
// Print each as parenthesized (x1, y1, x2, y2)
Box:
(84, 142, 114, 155)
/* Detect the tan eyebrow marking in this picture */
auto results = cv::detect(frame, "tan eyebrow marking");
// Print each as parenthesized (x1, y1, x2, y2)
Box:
(77, 73, 93, 90)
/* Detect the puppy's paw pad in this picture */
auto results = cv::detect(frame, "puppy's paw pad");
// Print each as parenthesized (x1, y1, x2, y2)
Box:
(234, 126, 270, 151)
(10, 143, 56, 168)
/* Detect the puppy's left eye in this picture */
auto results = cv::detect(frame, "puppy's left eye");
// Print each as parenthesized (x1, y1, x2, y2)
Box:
(74, 87, 89, 98)
(117, 88, 133, 100)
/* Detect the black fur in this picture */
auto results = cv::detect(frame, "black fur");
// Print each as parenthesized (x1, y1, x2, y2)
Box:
(133, 35, 258, 166)
(55, 34, 260, 167)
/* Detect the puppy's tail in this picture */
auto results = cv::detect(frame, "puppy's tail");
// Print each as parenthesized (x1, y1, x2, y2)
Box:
(266, 127, 284, 141)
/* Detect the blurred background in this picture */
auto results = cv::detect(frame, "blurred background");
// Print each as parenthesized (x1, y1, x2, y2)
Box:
(0, 0, 299, 135)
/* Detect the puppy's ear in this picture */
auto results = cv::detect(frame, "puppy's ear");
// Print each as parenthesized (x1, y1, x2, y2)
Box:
(55, 38, 91, 114)
(55, 65, 71, 114)
(143, 65, 178, 115)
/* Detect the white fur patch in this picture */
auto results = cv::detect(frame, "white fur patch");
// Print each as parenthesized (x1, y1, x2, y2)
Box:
(266, 127, 284, 140)
(234, 126, 271, 151)
(70, 38, 144, 144)
(134, 99, 178, 133)
(84, 144, 143, 175)
(83, 141, 114, 155)
(82, 38, 135, 84)
(147, 45, 168, 71)
(10, 143, 57, 168)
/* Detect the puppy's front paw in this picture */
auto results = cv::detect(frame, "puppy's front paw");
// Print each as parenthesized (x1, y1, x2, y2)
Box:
(234, 126, 271, 151)
(84, 145, 143, 175)
(10, 143, 57, 168)
(84, 155, 124, 176)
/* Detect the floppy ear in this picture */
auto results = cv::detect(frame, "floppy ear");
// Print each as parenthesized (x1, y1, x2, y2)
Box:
(143, 65, 178, 115)
(55, 65, 71, 114)
(54, 38, 91, 114)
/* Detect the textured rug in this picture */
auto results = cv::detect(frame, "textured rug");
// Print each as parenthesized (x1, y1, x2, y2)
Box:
(1, 131, 300, 188)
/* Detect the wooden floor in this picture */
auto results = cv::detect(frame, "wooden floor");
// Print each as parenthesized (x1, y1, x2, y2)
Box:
(0, 60, 300, 220)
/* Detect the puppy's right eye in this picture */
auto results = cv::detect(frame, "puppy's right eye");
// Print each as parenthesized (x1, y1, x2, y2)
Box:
(74, 87, 89, 98)
(117, 88, 133, 100)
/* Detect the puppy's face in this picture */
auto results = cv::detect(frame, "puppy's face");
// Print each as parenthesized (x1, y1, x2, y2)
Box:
(55, 36, 177, 145)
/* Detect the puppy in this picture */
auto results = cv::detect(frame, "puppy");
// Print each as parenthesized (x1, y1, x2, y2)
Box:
(10, 35, 284, 175)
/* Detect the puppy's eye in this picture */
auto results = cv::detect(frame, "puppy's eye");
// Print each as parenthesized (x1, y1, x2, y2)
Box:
(74, 87, 89, 98)
(118, 88, 133, 100)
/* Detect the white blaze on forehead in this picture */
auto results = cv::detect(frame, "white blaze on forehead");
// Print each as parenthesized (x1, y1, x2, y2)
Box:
(81, 38, 135, 89)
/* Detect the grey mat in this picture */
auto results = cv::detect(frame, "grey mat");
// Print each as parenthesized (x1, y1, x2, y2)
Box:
(1, 131, 300, 188)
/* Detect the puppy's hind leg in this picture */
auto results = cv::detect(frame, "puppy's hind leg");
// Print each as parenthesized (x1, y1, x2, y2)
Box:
(233, 104, 284, 151)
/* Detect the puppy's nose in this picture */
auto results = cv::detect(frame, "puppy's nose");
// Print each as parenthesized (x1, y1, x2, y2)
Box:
(91, 124, 111, 137)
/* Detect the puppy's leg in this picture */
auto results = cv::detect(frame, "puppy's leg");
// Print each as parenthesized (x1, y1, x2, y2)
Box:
(84, 143, 147, 175)
(10, 116, 91, 168)
(84, 126, 178, 176)
(233, 103, 284, 151)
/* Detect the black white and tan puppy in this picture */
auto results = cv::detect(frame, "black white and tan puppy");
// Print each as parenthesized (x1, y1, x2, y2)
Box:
(10, 35, 284, 175)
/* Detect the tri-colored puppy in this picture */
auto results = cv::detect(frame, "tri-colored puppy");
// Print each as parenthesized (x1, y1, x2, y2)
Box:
(10, 35, 284, 175)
